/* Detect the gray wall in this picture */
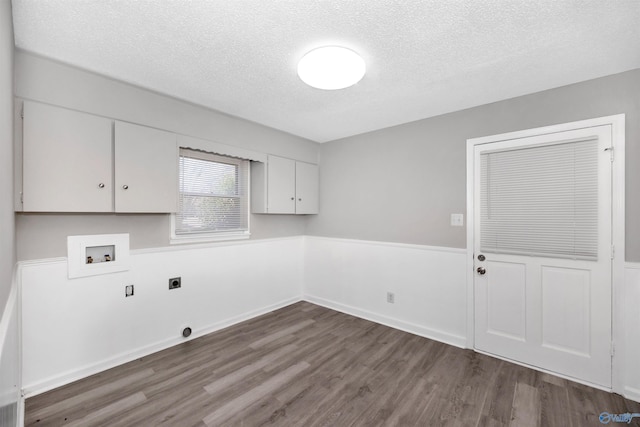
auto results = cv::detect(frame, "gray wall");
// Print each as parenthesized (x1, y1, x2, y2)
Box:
(306, 69, 640, 262)
(1, 0, 15, 310)
(16, 213, 310, 260)
(14, 52, 640, 262)
(15, 52, 318, 260)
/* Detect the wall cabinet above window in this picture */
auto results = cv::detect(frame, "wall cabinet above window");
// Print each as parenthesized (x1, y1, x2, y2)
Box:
(18, 101, 178, 213)
(114, 121, 177, 213)
(251, 155, 319, 214)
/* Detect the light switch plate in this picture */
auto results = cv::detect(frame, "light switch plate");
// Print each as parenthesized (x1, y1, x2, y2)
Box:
(451, 213, 464, 227)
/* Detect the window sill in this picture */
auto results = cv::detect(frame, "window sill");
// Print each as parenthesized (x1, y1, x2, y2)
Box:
(170, 232, 251, 245)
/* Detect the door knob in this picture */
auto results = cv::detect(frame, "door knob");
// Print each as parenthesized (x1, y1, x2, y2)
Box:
(477, 267, 486, 275)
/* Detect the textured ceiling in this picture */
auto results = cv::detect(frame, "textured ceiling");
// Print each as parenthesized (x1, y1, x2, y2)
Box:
(11, 0, 640, 143)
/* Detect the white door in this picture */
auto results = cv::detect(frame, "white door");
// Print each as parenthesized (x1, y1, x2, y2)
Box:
(473, 125, 612, 388)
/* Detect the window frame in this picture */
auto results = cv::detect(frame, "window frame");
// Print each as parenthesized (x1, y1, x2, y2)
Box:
(170, 148, 251, 244)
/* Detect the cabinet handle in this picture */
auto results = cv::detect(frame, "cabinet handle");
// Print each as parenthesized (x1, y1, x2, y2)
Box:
(122, 185, 129, 190)
(98, 183, 105, 189)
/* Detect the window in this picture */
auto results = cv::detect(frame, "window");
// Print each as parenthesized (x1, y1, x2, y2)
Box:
(480, 139, 598, 260)
(172, 148, 250, 242)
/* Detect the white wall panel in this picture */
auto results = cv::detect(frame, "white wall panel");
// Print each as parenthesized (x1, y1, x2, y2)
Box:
(624, 264, 640, 401)
(20, 237, 303, 396)
(0, 280, 20, 426)
(18, 237, 640, 403)
(303, 236, 467, 348)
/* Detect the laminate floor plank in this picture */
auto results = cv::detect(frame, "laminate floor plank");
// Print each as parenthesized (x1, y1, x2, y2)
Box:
(202, 362, 311, 426)
(248, 320, 315, 350)
(539, 381, 573, 427)
(26, 368, 155, 422)
(348, 337, 435, 426)
(204, 344, 298, 395)
(66, 392, 147, 427)
(510, 382, 540, 427)
(382, 377, 435, 427)
(25, 302, 640, 426)
(303, 364, 376, 427)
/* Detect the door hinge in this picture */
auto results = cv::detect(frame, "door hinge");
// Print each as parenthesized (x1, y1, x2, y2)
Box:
(611, 244, 615, 260)
(611, 342, 615, 357)
(20, 193, 23, 204)
(605, 147, 614, 162)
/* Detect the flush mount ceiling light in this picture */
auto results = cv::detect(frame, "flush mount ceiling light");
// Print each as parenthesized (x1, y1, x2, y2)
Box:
(297, 46, 366, 90)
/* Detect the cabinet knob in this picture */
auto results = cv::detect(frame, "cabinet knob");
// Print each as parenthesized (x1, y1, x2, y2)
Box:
(298, 198, 302, 201)
(291, 197, 294, 200)
(122, 185, 129, 190)
(98, 183, 105, 189)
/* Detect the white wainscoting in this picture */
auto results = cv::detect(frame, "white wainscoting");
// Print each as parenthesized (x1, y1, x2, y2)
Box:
(20, 237, 304, 397)
(303, 236, 467, 348)
(0, 272, 20, 427)
(19, 235, 640, 403)
(623, 263, 640, 402)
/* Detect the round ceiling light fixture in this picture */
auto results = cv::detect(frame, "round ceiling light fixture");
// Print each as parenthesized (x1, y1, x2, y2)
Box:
(297, 46, 366, 90)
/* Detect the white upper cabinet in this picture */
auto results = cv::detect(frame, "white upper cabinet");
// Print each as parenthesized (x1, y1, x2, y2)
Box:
(114, 121, 178, 213)
(22, 101, 113, 212)
(294, 161, 319, 214)
(266, 155, 297, 214)
(20, 102, 178, 213)
(252, 155, 319, 214)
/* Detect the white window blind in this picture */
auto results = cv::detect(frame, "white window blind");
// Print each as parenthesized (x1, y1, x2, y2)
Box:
(175, 148, 249, 236)
(480, 139, 598, 260)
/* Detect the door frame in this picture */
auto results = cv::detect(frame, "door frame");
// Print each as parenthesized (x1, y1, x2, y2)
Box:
(466, 115, 625, 393)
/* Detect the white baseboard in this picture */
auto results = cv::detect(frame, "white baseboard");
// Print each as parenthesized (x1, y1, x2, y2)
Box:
(624, 386, 640, 403)
(303, 294, 467, 349)
(23, 296, 301, 397)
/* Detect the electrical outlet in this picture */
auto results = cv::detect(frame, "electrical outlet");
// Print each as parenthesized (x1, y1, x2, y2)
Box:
(169, 277, 181, 290)
(125, 284, 134, 297)
(387, 292, 395, 304)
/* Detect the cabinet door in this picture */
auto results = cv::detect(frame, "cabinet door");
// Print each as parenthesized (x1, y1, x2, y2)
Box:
(295, 161, 319, 214)
(267, 155, 296, 214)
(114, 121, 178, 213)
(22, 102, 113, 212)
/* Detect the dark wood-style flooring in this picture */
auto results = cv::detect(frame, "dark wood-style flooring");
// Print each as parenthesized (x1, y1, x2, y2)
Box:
(25, 302, 640, 426)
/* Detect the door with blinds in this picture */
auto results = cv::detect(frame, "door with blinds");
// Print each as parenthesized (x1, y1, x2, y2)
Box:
(473, 125, 612, 387)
